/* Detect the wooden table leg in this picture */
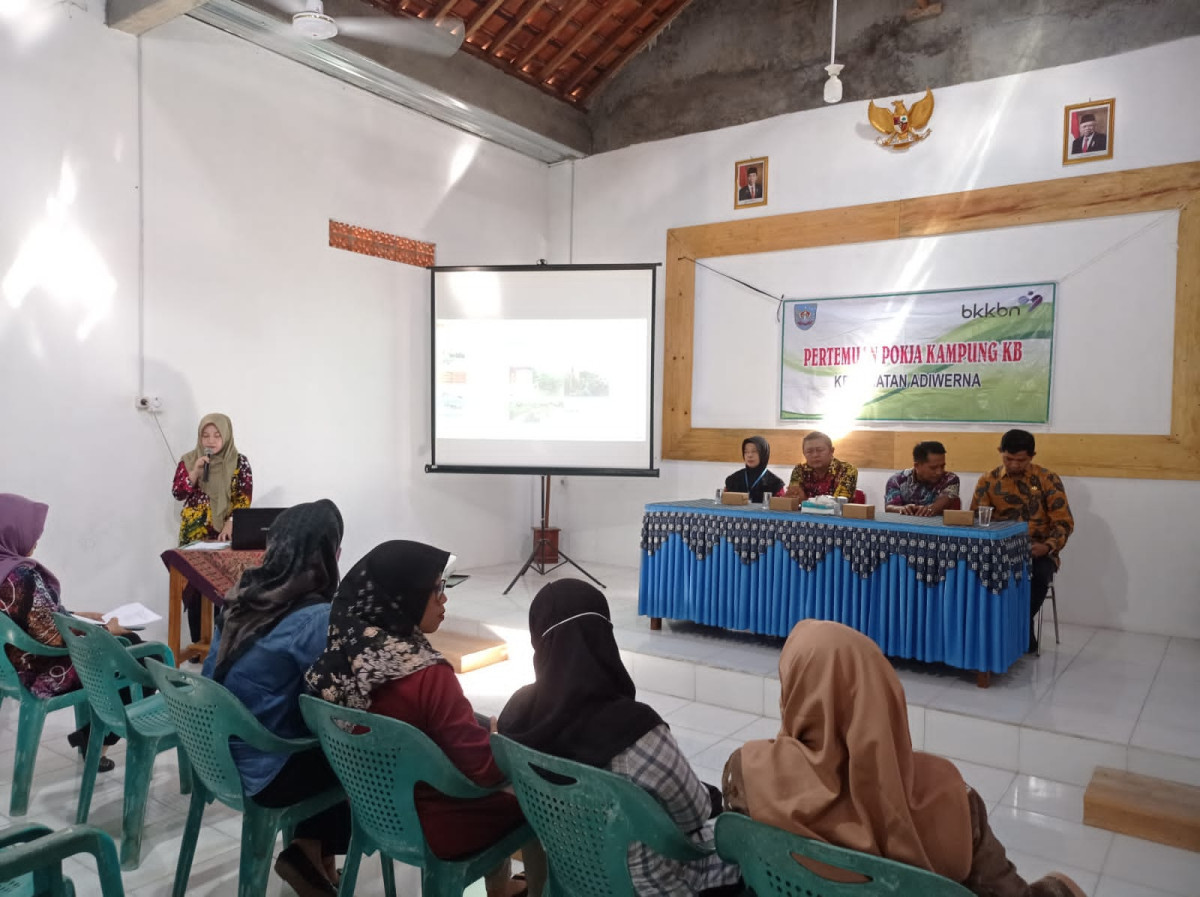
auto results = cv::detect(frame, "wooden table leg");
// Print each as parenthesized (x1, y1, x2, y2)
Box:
(168, 568, 186, 663)
(976, 671, 992, 688)
(650, 617, 662, 631)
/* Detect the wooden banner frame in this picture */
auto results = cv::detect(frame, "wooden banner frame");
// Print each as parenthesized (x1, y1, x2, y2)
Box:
(662, 161, 1200, 480)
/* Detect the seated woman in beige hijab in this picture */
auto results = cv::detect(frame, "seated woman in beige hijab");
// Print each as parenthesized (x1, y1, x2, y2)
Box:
(723, 621, 1086, 897)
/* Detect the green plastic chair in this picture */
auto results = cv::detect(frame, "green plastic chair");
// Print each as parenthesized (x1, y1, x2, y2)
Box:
(144, 659, 346, 897)
(713, 811, 974, 896)
(489, 733, 713, 897)
(51, 614, 193, 869)
(299, 695, 533, 897)
(0, 614, 90, 816)
(0, 823, 126, 897)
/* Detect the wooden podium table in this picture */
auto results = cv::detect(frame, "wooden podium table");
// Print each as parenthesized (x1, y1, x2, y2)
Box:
(160, 547, 265, 664)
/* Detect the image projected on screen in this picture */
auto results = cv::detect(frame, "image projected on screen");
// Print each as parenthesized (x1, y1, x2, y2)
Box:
(437, 319, 648, 442)
(429, 263, 657, 474)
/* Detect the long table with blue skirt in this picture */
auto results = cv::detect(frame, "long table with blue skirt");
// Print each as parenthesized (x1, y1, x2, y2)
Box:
(638, 500, 1031, 685)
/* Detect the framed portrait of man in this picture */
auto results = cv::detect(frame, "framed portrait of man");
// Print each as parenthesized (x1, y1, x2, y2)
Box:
(734, 157, 768, 208)
(1063, 99, 1115, 165)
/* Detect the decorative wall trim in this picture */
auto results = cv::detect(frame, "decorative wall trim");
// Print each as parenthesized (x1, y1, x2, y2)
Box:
(662, 162, 1200, 480)
(329, 220, 436, 268)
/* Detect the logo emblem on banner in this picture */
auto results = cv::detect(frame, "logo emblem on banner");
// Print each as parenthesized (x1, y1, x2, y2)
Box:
(794, 304, 818, 330)
(1017, 291, 1044, 310)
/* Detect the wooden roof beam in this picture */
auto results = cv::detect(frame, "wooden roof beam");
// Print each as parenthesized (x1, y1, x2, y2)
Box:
(486, 0, 547, 55)
(465, 0, 508, 40)
(513, 0, 592, 70)
(538, 1, 612, 81)
(574, 0, 692, 100)
(560, 0, 654, 95)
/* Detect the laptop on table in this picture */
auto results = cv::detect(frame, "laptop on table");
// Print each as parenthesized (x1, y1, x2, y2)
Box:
(230, 508, 286, 551)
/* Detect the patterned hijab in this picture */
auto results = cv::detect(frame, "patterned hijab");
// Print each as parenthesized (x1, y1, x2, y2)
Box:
(734, 621, 972, 881)
(0, 494, 60, 595)
(212, 499, 343, 682)
(498, 579, 663, 767)
(305, 540, 450, 709)
(180, 413, 239, 531)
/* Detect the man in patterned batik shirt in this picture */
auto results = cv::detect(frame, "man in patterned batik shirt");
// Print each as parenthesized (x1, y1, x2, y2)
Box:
(884, 441, 961, 517)
(971, 429, 1074, 653)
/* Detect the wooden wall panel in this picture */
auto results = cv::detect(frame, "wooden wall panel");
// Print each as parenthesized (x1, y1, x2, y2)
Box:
(662, 162, 1200, 480)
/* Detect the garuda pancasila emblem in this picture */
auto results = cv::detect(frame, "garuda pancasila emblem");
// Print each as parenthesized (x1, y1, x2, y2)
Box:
(868, 89, 934, 150)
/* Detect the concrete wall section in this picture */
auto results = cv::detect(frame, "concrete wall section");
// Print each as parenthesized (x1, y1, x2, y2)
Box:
(0, 9, 552, 634)
(558, 36, 1200, 638)
(589, 0, 1200, 152)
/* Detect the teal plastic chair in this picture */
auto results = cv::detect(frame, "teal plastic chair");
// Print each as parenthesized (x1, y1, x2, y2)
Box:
(0, 614, 90, 816)
(144, 659, 345, 897)
(489, 733, 713, 897)
(0, 823, 126, 897)
(299, 695, 533, 897)
(51, 614, 192, 869)
(713, 811, 974, 896)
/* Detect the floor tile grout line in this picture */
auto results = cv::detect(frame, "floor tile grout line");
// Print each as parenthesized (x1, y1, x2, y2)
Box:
(1128, 632, 1173, 744)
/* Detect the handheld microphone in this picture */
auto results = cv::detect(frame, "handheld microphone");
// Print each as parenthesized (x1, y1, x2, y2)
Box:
(203, 448, 213, 483)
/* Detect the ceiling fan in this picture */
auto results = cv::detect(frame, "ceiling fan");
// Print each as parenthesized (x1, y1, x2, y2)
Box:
(261, 0, 465, 56)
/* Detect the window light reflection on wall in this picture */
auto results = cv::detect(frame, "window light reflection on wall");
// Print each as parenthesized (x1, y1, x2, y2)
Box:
(3, 159, 117, 342)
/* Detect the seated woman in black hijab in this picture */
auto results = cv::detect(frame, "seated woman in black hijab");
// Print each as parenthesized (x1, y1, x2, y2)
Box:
(203, 498, 349, 897)
(724, 436, 785, 502)
(498, 579, 742, 897)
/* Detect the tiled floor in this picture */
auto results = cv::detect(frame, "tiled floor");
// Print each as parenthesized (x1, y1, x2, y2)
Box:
(2, 560, 1197, 895)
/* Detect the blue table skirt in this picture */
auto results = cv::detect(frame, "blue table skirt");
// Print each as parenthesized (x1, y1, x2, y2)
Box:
(638, 535, 1029, 674)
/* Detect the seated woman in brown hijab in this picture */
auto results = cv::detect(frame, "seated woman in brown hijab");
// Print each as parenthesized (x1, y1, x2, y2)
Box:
(723, 621, 1086, 897)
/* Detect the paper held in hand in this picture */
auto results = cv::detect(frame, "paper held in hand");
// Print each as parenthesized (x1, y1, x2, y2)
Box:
(70, 602, 162, 629)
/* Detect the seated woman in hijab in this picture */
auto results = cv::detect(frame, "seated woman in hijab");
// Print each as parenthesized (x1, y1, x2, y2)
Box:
(0, 493, 141, 772)
(305, 540, 538, 897)
(203, 498, 349, 897)
(724, 436, 786, 503)
(723, 621, 1086, 897)
(498, 579, 743, 897)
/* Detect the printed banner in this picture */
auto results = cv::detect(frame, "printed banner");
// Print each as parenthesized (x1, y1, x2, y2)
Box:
(781, 283, 1055, 423)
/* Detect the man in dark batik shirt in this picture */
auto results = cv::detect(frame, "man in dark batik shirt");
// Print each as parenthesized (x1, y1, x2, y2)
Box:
(971, 429, 1074, 653)
(884, 441, 961, 517)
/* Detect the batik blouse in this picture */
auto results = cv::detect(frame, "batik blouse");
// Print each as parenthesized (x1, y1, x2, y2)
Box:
(970, 463, 1073, 565)
(0, 565, 79, 698)
(788, 458, 859, 500)
(171, 455, 253, 546)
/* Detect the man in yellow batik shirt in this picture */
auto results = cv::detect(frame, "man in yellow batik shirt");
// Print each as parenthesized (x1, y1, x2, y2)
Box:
(971, 429, 1074, 653)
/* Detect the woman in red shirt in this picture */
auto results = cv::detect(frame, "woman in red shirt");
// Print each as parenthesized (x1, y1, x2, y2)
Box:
(305, 540, 536, 897)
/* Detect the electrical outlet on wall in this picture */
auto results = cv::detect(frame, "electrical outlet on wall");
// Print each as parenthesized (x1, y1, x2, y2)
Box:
(135, 396, 163, 413)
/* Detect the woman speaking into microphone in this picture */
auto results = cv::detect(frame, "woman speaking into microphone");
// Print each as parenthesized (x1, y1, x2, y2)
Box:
(172, 413, 253, 646)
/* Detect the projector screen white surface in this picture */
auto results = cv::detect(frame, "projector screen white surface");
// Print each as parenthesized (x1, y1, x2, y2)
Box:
(430, 266, 657, 474)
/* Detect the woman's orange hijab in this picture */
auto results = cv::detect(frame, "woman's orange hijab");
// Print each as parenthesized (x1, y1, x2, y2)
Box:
(736, 620, 972, 881)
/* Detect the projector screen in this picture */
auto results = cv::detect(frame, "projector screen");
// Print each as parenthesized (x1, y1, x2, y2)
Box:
(428, 265, 659, 476)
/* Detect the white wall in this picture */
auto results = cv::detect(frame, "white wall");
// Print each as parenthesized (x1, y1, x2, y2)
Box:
(555, 36, 1200, 638)
(1, 7, 551, 635)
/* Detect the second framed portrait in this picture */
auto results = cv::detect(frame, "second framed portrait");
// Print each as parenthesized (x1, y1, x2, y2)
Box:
(734, 157, 768, 208)
(1063, 98, 1114, 165)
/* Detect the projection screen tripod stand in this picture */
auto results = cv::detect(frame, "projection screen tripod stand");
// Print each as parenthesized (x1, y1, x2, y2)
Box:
(503, 474, 606, 595)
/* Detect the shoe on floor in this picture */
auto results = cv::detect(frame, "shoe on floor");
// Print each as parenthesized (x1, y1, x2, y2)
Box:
(275, 844, 337, 897)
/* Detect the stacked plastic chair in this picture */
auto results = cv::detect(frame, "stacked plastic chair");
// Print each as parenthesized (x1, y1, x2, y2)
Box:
(144, 660, 345, 897)
(0, 824, 125, 897)
(489, 733, 715, 896)
(300, 695, 533, 897)
(714, 811, 973, 896)
(0, 615, 90, 816)
(51, 614, 192, 869)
